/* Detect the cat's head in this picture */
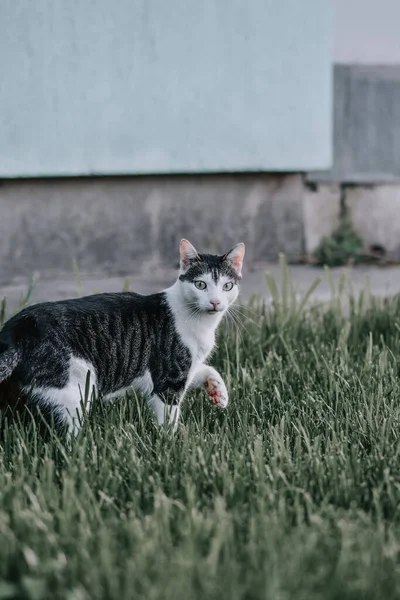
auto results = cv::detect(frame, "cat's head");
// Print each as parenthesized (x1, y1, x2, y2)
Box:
(178, 239, 245, 316)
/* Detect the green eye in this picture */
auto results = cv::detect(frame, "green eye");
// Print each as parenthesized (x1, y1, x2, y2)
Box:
(223, 282, 234, 291)
(194, 281, 207, 290)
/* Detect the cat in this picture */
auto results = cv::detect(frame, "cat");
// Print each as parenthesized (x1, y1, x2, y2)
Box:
(0, 239, 245, 435)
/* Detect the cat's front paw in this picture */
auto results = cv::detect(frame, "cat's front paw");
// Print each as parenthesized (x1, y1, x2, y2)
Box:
(204, 376, 229, 408)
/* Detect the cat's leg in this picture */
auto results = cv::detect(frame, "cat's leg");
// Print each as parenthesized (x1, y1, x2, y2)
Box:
(29, 358, 97, 437)
(53, 388, 85, 437)
(190, 365, 229, 408)
(28, 386, 84, 437)
(147, 394, 181, 432)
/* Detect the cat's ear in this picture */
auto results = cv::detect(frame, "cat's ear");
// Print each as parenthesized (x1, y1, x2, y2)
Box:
(180, 239, 199, 270)
(224, 243, 245, 276)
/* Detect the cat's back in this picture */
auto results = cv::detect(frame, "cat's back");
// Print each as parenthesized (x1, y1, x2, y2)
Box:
(0, 291, 177, 405)
(25, 291, 161, 317)
(0, 291, 168, 344)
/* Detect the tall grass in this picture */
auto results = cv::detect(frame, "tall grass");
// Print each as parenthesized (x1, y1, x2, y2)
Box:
(1, 261, 400, 599)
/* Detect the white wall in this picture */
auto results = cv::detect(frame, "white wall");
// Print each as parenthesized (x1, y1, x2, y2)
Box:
(0, 0, 333, 177)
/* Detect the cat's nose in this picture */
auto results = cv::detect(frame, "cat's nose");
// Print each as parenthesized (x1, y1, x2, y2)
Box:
(209, 300, 221, 310)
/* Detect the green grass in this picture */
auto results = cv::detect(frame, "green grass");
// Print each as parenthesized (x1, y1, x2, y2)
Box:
(2, 263, 400, 599)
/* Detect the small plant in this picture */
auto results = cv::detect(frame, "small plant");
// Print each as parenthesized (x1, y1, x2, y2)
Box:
(313, 198, 363, 267)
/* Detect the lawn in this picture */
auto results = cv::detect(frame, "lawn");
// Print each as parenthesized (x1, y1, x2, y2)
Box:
(1, 263, 400, 600)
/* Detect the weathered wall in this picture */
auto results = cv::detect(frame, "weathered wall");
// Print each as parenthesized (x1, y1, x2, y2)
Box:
(303, 181, 400, 260)
(347, 184, 400, 258)
(308, 65, 400, 183)
(0, 175, 304, 283)
(305, 62, 400, 259)
(303, 184, 341, 254)
(2, 173, 400, 282)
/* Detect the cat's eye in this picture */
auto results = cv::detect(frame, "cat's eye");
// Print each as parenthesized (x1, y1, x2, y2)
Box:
(223, 282, 234, 291)
(194, 281, 207, 290)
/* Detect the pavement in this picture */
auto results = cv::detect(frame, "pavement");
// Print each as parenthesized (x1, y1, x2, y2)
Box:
(1, 264, 400, 315)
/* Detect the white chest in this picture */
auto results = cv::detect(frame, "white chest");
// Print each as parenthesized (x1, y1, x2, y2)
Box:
(164, 281, 221, 371)
(183, 326, 215, 363)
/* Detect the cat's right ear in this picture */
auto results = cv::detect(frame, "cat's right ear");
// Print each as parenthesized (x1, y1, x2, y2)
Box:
(180, 239, 199, 271)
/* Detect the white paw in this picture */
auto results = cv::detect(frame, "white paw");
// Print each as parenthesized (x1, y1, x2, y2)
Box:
(204, 376, 229, 408)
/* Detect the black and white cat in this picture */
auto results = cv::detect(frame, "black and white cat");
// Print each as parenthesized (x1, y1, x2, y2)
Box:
(0, 239, 245, 434)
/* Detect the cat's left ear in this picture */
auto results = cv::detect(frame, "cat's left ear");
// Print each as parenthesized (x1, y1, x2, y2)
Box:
(224, 243, 245, 276)
(180, 239, 199, 271)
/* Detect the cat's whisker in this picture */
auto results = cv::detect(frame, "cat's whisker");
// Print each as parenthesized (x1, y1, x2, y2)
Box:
(225, 310, 245, 346)
(186, 310, 202, 325)
(229, 315, 244, 344)
(223, 308, 234, 334)
(230, 303, 260, 317)
(234, 304, 262, 319)
(230, 313, 260, 333)
(226, 307, 252, 339)
(232, 315, 254, 339)
(229, 305, 262, 329)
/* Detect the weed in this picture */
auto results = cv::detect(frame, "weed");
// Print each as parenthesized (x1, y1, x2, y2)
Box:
(313, 193, 363, 267)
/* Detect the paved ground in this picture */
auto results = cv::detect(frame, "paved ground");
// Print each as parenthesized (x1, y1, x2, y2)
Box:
(1, 264, 400, 314)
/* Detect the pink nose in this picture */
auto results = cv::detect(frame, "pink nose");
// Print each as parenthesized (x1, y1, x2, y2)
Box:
(210, 300, 221, 309)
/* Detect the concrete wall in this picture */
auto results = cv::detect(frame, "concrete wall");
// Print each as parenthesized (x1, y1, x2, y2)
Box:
(0, 0, 333, 176)
(347, 185, 400, 258)
(303, 181, 400, 261)
(2, 171, 400, 281)
(0, 175, 304, 284)
(308, 65, 400, 183)
(308, 0, 400, 256)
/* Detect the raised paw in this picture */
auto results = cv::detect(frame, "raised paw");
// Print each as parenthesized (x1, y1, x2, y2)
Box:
(204, 376, 229, 408)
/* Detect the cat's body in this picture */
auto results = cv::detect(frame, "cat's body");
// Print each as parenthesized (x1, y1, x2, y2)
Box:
(0, 240, 245, 434)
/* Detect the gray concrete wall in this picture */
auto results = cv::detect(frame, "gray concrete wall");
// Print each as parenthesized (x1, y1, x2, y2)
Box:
(0, 175, 304, 284)
(346, 184, 400, 259)
(3, 173, 400, 283)
(303, 181, 400, 261)
(308, 65, 400, 184)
